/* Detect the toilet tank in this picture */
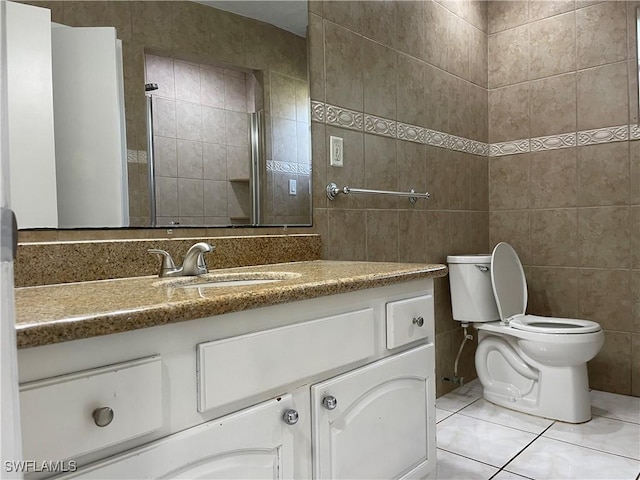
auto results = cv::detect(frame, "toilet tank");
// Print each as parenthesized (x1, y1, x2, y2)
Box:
(447, 254, 500, 323)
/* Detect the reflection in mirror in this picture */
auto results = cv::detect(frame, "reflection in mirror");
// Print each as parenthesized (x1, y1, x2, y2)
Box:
(8, 0, 311, 230)
(145, 51, 309, 227)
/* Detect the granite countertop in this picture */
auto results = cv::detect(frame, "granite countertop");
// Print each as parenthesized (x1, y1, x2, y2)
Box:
(15, 260, 448, 349)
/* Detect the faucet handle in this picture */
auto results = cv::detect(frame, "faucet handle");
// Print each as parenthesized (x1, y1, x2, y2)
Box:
(148, 249, 177, 277)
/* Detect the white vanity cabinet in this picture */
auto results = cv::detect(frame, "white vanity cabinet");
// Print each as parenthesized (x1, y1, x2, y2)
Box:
(61, 396, 297, 479)
(312, 345, 435, 479)
(19, 356, 163, 465)
(17, 279, 436, 479)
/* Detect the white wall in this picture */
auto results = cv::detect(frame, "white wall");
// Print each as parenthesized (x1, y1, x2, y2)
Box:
(51, 26, 128, 228)
(6, 1, 58, 229)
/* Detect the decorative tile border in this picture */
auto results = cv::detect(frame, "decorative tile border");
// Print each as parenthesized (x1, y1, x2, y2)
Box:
(311, 100, 325, 123)
(364, 114, 396, 138)
(267, 161, 311, 175)
(531, 133, 576, 152)
(313, 101, 488, 155)
(423, 128, 447, 147)
(489, 140, 530, 157)
(470, 141, 490, 156)
(448, 135, 470, 153)
(577, 125, 628, 146)
(127, 150, 138, 163)
(398, 123, 425, 143)
(126, 149, 148, 164)
(493, 126, 631, 156)
(310, 101, 640, 158)
(325, 105, 363, 131)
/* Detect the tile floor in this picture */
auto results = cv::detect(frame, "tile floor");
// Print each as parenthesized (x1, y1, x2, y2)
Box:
(434, 380, 640, 479)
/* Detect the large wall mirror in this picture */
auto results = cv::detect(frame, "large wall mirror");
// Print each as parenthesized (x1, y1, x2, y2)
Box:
(7, 0, 311, 230)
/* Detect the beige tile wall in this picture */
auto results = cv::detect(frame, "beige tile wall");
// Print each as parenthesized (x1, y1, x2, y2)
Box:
(20, 0, 637, 398)
(310, 0, 490, 397)
(263, 71, 312, 225)
(487, 0, 640, 396)
(143, 54, 253, 227)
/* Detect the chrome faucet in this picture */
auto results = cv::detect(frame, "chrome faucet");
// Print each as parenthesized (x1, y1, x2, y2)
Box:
(148, 242, 215, 277)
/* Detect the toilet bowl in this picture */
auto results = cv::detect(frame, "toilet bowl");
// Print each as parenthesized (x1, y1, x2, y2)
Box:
(447, 242, 604, 423)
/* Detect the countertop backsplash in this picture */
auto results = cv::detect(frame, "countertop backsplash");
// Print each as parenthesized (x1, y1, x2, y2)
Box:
(14, 234, 322, 287)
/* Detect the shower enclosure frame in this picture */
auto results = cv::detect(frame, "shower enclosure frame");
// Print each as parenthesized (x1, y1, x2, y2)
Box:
(145, 83, 158, 228)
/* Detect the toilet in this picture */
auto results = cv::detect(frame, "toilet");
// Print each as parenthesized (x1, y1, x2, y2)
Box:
(447, 242, 604, 423)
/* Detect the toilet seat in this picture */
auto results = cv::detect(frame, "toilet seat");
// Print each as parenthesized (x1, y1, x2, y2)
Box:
(509, 314, 601, 334)
(490, 242, 601, 335)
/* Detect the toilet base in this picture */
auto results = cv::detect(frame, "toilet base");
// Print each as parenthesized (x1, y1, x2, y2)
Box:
(477, 334, 593, 423)
(481, 370, 591, 424)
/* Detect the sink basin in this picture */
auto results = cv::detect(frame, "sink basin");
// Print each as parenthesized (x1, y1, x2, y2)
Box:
(157, 271, 302, 289)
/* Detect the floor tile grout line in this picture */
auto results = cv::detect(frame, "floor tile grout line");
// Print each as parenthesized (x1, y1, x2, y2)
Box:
(438, 403, 478, 415)
(488, 466, 535, 480)
(436, 446, 504, 472)
(440, 418, 638, 479)
(493, 421, 555, 474)
(455, 409, 554, 436)
(592, 412, 640, 426)
(439, 385, 640, 477)
(539, 435, 640, 463)
(449, 397, 556, 435)
(437, 410, 549, 476)
(435, 396, 482, 414)
(435, 386, 484, 413)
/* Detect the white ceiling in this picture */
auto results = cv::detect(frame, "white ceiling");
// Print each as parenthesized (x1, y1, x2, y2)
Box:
(196, 1, 308, 38)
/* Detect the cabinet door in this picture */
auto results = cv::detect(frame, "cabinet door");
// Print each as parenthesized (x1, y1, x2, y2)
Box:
(62, 396, 296, 479)
(312, 345, 435, 480)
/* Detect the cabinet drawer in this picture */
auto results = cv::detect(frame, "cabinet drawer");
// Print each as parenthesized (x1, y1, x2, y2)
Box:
(20, 356, 162, 463)
(58, 395, 295, 479)
(386, 295, 434, 349)
(197, 308, 375, 412)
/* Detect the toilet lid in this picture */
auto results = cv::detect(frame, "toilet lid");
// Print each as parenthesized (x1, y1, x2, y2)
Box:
(491, 242, 527, 322)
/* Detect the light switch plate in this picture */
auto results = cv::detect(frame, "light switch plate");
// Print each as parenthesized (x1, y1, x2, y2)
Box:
(289, 179, 297, 195)
(330, 136, 343, 167)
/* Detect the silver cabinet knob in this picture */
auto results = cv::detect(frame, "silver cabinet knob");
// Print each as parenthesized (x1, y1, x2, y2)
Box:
(283, 409, 299, 425)
(92, 407, 114, 427)
(322, 395, 338, 410)
(412, 316, 424, 327)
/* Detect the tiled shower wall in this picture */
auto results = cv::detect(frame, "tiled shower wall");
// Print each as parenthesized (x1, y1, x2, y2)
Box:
(309, 0, 490, 397)
(263, 71, 312, 225)
(144, 54, 254, 227)
(486, 0, 640, 395)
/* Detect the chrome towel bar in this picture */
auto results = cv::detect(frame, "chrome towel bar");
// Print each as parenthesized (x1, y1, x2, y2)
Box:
(326, 182, 430, 204)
